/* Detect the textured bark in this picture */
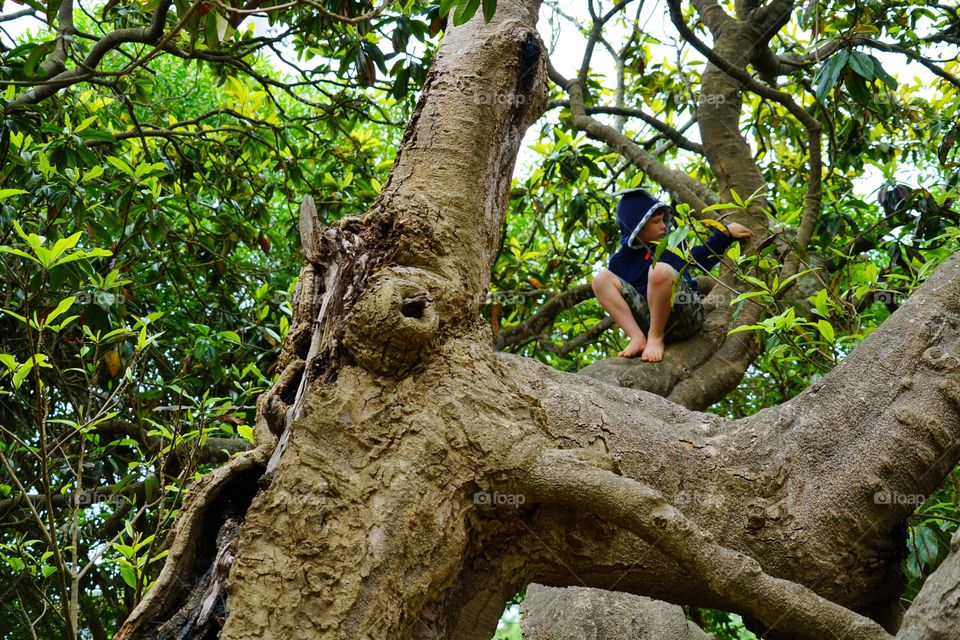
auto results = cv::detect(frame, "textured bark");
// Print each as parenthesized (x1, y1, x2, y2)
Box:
(522, 585, 712, 640)
(114, 2, 960, 639)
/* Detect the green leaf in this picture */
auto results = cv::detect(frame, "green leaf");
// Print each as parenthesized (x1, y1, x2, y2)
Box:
(775, 268, 816, 292)
(1, 309, 28, 324)
(44, 296, 76, 328)
(816, 319, 835, 343)
(911, 525, 940, 567)
(118, 562, 137, 588)
(870, 56, 898, 89)
(0, 354, 16, 372)
(0, 189, 27, 201)
(23, 40, 56, 78)
(106, 156, 135, 177)
(481, 0, 497, 22)
(73, 115, 98, 133)
(847, 51, 875, 79)
(217, 330, 241, 344)
(453, 0, 481, 25)
(815, 50, 850, 101)
(12, 360, 34, 389)
(845, 73, 871, 106)
(730, 290, 772, 304)
(728, 324, 764, 335)
(0, 247, 41, 264)
(238, 424, 255, 444)
(81, 165, 105, 183)
(49, 232, 82, 262)
(938, 124, 959, 166)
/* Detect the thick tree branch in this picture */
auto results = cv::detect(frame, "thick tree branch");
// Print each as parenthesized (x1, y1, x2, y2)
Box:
(692, 0, 734, 34)
(509, 448, 894, 640)
(666, 0, 821, 277)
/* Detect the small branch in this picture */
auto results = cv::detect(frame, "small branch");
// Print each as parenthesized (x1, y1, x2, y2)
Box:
(546, 100, 706, 154)
(0, 8, 37, 23)
(577, 0, 633, 88)
(296, 0, 395, 25)
(493, 284, 595, 351)
(778, 36, 960, 89)
(539, 317, 614, 356)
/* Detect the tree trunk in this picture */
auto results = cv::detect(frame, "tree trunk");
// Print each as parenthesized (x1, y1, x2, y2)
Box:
(116, 2, 960, 639)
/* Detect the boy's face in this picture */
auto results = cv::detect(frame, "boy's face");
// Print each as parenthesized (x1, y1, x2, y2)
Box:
(639, 212, 667, 243)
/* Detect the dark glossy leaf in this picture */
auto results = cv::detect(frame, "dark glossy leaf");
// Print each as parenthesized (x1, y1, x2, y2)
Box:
(453, 0, 481, 26)
(870, 55, 899, 89)
(814, 50, 849, 101)
(482, 0, 497, 22)
(847, 51, 875, 80)
(938, 124, 959, 166)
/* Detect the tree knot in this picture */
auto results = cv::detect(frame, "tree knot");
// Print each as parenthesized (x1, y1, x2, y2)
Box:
(343, 268, 441, 377)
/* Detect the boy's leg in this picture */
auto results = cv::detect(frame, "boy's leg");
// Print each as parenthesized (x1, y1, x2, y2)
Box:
(662, 277, 705, 342)
(641, 262, 676, 362)
(591, 270, 647, 357)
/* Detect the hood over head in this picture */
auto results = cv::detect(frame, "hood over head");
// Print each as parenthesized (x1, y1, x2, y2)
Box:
(613, 188, 673, 248)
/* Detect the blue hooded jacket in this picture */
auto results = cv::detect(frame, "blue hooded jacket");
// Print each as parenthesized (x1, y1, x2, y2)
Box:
(608, 189, 733, 298)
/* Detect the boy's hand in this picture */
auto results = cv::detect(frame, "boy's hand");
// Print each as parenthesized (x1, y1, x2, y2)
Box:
(726, 222, 753, 240)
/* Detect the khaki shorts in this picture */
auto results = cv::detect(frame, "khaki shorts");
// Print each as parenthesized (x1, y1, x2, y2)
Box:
(617, 274, 705, 342)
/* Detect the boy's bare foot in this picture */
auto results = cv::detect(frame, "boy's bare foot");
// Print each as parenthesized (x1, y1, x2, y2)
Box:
(641, 336, 665, 362)
(618, 336, 646, 358)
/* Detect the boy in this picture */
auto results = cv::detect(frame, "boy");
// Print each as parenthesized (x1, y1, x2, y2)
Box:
(592, 188, 753, 361)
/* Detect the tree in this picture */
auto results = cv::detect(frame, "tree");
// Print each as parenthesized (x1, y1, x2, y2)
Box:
(2, 0, 960, 639)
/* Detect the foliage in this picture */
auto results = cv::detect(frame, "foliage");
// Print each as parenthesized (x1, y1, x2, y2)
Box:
(1, 5, 418, 635)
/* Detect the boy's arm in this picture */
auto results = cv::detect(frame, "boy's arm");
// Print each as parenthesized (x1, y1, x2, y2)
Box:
(687, 229, 736, 273)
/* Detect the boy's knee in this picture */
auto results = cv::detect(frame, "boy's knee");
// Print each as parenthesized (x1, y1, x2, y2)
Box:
(592, 270, 616, 293)
(648, 263, 676, 286)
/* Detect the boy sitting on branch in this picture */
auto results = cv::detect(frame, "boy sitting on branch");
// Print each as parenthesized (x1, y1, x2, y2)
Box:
(592, 188, 753, 361)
